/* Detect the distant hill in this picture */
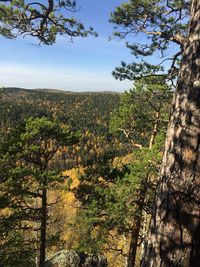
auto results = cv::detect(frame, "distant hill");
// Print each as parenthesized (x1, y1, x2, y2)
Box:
(0, 87, 121, 130)
(0, 87, 129, 169)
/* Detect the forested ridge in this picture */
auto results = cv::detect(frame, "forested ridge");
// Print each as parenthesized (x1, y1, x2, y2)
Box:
(0, 81, 171, 267)
(0, 87, 130, 169)
(1, 0, 200, 266)
(1, 87, 121, 132)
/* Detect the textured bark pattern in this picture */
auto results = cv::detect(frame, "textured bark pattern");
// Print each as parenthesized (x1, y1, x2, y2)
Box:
(142, 1, 200, 266)
(127, 182, 147, 267)
(40, 188, 47, 267)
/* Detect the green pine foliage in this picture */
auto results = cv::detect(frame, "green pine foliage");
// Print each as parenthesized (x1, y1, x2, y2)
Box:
(0, 117, 78, 266)
(0, 80, 171, 266)
(72, 78, 171, 264)
(72, 137, 164, 261)
(0, 88, 128, 169)
(110, 0, 190, 80)
(0, 0, 96, 44)
(110, 77, 172, 148)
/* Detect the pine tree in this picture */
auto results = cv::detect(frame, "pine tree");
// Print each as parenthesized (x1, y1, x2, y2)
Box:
(0, 0, 96, 44)
(73, 78, 171, 266)
(111, 0, 200, 266)
(110, 76, 171, 149)
(110, 0, 189, 81)
(0, 117, 78, 266)
(110, 77, 171, 267)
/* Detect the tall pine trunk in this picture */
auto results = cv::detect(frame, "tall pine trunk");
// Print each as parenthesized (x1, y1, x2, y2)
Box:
(127, 179, 148, 267)
(142, 1, 200, 266)
(39, 188, 47, 267)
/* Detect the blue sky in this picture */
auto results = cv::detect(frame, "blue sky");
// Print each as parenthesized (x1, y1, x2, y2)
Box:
(0, 0, 134, 92)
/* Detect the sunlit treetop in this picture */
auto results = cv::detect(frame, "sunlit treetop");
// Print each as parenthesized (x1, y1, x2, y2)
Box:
(0, 0, 97, 45)
(110, 0, 191, 81)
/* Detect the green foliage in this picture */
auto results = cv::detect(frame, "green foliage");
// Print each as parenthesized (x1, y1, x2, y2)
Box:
(0, 231, 35, 267)
(9, 117, 79, 166)
(109, 145, 162, 230)
(73, 209, 108, 255)
(71, 77, 171, 261)
(0, 88, 126, 169)
(110, 0, 190, 80)
(0, 84, 170, 263)
(0, 117, 78, 266)
(73, 140, 164, 256)
(0, 147, 37, 266)
(0, 0, 97, 44)
(112, 61, 165, 81)
(110, 76, 172, 147)
(110, 0, 189, 42)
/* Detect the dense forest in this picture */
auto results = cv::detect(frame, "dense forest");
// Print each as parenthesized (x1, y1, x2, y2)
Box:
(0, 87, 130, 169)
(0, 80, 171, 267)
(0, 87, 131, 266)
(1, 0, 200, 267)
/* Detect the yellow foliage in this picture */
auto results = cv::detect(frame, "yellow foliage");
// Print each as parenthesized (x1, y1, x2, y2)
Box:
(112, 154, 133, 170)
(62, 167, 84, 189)
(0, 207, 12, 217)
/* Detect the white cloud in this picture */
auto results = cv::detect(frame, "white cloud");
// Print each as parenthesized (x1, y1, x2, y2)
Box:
(0, 62, 132, 92)
(55, 35, 131, 61)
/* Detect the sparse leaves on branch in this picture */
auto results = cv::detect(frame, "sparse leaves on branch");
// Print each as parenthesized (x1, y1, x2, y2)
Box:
(110, 0, 190, 80)
(0, 0, 97, 44)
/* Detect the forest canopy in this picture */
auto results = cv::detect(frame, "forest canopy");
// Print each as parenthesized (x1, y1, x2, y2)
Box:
(1, 0, 200, 267)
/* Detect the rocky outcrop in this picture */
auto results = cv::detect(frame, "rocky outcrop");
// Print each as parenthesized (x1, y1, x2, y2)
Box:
(43, 250, 107, 267)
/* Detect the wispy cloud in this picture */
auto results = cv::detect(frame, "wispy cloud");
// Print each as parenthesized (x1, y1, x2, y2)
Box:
(0, 1, 135, 92)
(0, 62, 132, 91)
(56, 36, 130, 58)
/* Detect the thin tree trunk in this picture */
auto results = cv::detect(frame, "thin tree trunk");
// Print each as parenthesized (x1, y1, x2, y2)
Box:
(127, 107, 161, 267)
(142, 1, 200, 266)
(39, 187, 47, 267)
(149, 111, 160, 150)
(127, 180, 148, 267)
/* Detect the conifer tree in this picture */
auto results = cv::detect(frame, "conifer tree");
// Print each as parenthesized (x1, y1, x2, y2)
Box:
(110, 77, 171, 267)
(110, 76, 172, 149)
(73, 78, 171, 266)
(111, 1, 200, 266)
(0, 0, 96, 44)
(0, 117, 78, 266)
(110, 0, 189, 81)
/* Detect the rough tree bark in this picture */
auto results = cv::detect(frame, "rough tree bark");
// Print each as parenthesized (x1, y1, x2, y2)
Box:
(39, 187, 47, 267)
(127, 177, 148, 267)
(141, 0, 200, 266)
